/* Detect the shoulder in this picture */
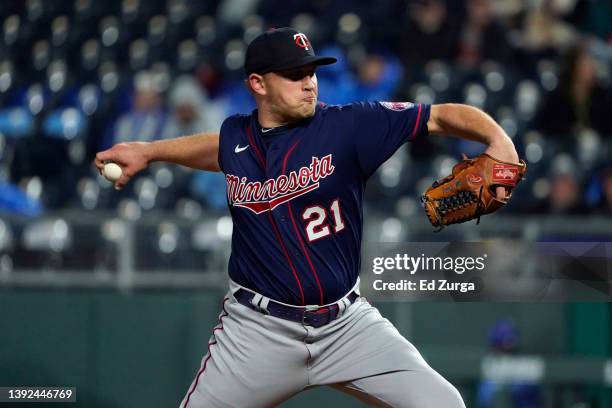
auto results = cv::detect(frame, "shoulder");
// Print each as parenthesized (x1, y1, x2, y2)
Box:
(316, 101, 355, 115)
(221, 113, 251, 132)
(326, 101, 417, 114)
(313, 102, 360, 125)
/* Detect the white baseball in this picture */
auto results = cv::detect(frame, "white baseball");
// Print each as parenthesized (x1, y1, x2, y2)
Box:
(103, 162, 123, 182)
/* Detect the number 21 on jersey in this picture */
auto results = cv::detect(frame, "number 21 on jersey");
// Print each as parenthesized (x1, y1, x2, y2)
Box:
(302, 199, 345, 242)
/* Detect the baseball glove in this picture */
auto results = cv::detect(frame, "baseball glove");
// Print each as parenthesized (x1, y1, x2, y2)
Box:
(421, 153, 526, 228)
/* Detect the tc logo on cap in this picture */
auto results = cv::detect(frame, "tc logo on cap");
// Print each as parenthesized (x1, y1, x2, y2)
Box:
(293, 33, 311, 51)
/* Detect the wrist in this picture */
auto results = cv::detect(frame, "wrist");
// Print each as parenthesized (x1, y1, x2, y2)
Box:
(142, 141, 158, 164)
(485, 139, 519, 163)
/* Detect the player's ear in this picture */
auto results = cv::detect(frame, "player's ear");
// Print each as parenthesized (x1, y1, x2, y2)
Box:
(248, 73, 266, 96)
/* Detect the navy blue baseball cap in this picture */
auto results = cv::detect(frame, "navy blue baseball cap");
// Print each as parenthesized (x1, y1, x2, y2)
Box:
(245, 27, 337, 75)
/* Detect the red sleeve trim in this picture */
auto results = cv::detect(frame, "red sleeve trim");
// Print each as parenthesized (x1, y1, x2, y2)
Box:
(409, 104, 423, 141)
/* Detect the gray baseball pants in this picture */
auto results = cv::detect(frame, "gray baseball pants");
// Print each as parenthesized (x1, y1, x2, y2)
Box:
(180, 285, 465, 408)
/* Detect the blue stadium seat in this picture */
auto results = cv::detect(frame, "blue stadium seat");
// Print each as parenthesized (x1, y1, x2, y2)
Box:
(24, 83, 47, 115)
(0, 107, 34, 138)
(77, 84, 102, 116)
(42, 107, 87, 140)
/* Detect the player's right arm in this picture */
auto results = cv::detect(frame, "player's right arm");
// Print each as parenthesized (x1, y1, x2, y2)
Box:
(94, 131, 220, 189)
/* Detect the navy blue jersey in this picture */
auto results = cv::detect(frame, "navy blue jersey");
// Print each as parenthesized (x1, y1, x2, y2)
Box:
(218, 101, 430, 306)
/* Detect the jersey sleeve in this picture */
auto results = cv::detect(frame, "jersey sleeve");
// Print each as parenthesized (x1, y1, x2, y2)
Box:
(217, 115, 244, 174)
(352, 101, 430, 178)
(217, 117, 230, 174)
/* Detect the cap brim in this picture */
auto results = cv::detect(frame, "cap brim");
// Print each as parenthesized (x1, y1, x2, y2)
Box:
(273, 56, 338, 72)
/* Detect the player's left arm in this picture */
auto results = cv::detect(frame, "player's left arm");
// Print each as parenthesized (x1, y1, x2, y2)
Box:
(426, 103, 519, 198)
(427, 103, 519, 164)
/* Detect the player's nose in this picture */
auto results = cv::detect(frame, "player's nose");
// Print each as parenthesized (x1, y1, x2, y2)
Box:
(302, 75, 316, 91)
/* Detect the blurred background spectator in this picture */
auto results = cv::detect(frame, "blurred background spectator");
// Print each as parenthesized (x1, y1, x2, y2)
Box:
(163, 75, 223, 138)
(396, 0, 462, 69)
(456, 0, 514, 67)
(536, 43, 612, 141)
(476, 320, 543, 408)
(111, 71, 168, 144)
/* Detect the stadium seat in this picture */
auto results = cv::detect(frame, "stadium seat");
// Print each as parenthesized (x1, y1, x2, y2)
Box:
(175, 198, 203, 221)
(0, 107, 34, 138)
(410, 83, 436, 105)
(176, 39, 199, 72)
(223, 39, 246, 72)
(336, 13, 363, 46)
(98, 61, 120, 93)
(99, 16, 122, 49)
(25, 83, 47, 115)
(157, 222, 179, 255)
(195, 16, 216, 47)
(463, 82, 487, 110)
(31, 39, 51, 77)
(192, 219, 222, 250)
(121, 0, 142, 25)
(128, 38, 150, 71)
(50, 15, 69, 48)
(22, 217, 73, 253)
(80, 39, 101, 74)
(73, 0, 95, 21)
(575, 128, 603, 171)
(241, 14, 264, 44)
(77, 176, 100, 210)
(147, 15, 168, 47)
(167, 0, 189, 25)
(536, 59, 559, 93)
(134, 177, 159, 211)
(495, 106, 518, 139)
(46, 59, 69, 94)
(514, 79, 541, 122)
(523, 130, 546, 165)
(425, 60, 452, 93)
(77, 84, 102, 116)
(0, 219, 14, 253)
(42, 107, 87, 141)
(3, 14, 20, 48)
(118, 198, 142, 220)
(25, 0, 45, 24)
(290, 13, 316, 42)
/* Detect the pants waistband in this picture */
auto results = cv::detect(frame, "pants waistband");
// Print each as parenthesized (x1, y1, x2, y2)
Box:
(229, 279, 361, 328)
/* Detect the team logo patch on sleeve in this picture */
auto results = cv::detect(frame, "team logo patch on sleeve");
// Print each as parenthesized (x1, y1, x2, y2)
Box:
(380, 102, 414, 111)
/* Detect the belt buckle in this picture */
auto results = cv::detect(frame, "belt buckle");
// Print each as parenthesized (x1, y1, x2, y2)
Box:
(303, 305, 337, 328)
(302, 304, 319, 326)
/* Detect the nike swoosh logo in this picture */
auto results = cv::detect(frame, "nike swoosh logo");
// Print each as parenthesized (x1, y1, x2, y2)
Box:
(234, 144, 249, 153)
(261, 128, 274, 133)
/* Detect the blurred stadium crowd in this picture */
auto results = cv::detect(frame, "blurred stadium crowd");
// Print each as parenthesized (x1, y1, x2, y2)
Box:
(0, 0, 611, 218)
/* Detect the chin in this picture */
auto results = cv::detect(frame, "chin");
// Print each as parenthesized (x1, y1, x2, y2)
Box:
(302, 102, 317, 117)
(282, 102, 316, 122)
(304, 106, 316, 118)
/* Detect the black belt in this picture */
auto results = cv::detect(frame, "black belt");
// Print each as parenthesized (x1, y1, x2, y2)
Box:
(233, 289, 359, 328)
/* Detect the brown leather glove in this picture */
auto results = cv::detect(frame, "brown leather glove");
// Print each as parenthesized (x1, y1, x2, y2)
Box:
(421, 153, 527, 228)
